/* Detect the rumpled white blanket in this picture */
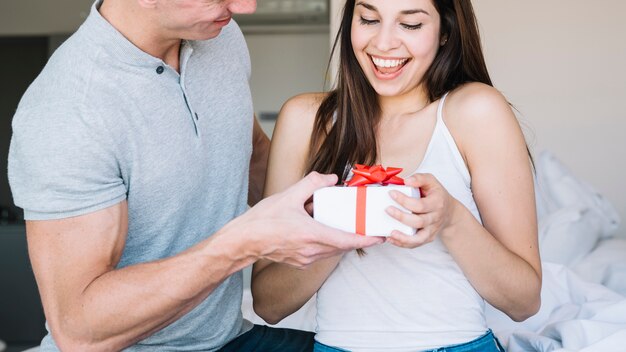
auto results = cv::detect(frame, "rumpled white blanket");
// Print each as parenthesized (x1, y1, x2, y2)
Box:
(486, 262, 626, 352)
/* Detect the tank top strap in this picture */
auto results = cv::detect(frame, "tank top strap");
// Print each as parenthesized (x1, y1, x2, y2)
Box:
(436, 92, 450, 123)
(433, 91, 473, 188)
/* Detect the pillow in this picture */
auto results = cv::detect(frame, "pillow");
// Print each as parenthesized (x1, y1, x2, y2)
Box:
(535, 151, 620, 239)
(538, 205, 602, 266)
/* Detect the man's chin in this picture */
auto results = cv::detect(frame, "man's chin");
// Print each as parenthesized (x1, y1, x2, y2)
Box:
(189, 29, 223, 41)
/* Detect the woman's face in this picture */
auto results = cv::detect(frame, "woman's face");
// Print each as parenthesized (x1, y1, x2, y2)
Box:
(350, 0, 442, 98)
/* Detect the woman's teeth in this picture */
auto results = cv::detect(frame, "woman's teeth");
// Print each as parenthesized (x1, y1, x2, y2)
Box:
(371, 57, 408, 68)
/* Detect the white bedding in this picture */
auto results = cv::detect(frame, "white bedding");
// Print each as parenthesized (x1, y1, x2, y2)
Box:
(242, 151, 626, 351)
(486, 260, 626, 352)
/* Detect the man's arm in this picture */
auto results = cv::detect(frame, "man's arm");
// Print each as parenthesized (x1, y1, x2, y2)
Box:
(27, 201, 253, 352)
(29, 174, 382, 352)
(248, 116, 270, 206)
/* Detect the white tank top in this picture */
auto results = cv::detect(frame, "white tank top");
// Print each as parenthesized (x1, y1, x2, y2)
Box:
(315, 93, 487, 351)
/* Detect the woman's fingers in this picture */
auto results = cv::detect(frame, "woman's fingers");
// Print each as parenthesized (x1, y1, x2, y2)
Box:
(403, 173, 436, 192)
(389, 190, 426, 213)
(386, 206, 426, 229)
(387, 228, 435, 248)
(385, 173, 451, 249)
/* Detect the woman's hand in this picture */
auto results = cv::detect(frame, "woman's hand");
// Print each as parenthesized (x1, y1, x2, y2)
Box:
(385, 173, 460, 248)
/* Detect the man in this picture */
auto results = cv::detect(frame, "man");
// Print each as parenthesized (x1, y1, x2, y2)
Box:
(8, 0, 382, 351)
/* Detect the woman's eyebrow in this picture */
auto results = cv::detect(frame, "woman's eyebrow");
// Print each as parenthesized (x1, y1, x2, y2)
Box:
(355, 2, 430, 16)
(356, 2, 378, 12)
(401, 9, 430, 16)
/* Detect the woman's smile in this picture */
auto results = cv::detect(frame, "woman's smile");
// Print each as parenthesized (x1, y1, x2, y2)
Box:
(369, 55, 411, 79)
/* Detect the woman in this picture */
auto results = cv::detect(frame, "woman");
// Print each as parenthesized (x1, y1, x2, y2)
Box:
(252, 0, 541, 351)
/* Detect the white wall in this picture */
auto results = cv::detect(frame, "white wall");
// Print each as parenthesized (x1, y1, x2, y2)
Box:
(243, 27, 330, 136)
(472, 0, 626, 235)
(330, 0, 626, 235)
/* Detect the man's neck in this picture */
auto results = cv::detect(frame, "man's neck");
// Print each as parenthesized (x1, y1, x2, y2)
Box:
(99, 0, 182, 71)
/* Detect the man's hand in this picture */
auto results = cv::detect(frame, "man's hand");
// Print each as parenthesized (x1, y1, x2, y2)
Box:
(227, 172, 384, 269)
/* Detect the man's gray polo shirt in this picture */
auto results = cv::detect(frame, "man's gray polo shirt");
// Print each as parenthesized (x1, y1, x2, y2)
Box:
(9, 1, 254, 350)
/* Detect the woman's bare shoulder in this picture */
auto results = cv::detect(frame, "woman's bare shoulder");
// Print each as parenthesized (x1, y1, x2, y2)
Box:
(443, 82, 525, 161)
(274, 92, 329, 143)
(272, 92, 327, 147)
(444, 83, 518, 136)
(446, 82, 511, 124)
(280, 92, 329, 120)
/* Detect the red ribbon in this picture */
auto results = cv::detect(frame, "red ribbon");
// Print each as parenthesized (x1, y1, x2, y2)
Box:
(346, 165, 404, 235)
(345, 164, 405, 187)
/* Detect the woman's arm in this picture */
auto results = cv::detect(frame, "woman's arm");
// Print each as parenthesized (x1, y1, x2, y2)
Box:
(387, 83, 541, 321)
(251, 93, 348, 324)
(248, 116, 270, 207)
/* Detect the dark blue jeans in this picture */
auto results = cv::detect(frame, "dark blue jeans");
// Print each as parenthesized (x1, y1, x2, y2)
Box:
(219, 324, 314, 352)
(313, 329, 505, 352)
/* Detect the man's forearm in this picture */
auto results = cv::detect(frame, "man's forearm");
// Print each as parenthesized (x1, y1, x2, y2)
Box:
(50, 232, 255, 352)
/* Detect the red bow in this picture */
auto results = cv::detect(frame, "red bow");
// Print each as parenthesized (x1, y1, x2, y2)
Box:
(345, 164, 405, 187)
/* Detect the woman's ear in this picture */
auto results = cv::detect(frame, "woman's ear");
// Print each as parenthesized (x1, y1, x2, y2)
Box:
(440, 34, 449, 46)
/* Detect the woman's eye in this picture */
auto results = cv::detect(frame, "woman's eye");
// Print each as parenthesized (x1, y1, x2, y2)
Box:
(359, 17, 379, 25)
(401, 23, 423, 30)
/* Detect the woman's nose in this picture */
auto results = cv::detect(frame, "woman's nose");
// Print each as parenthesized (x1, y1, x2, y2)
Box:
(371, 24, 401, 53)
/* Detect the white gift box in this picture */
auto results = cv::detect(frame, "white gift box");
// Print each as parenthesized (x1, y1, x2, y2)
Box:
(313, 185, 420, 236)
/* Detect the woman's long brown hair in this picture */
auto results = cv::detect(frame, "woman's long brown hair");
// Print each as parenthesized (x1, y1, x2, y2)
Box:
(306, 0, 493, 179)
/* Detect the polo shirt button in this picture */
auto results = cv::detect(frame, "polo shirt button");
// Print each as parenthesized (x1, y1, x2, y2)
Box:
(156, 66, 164, 74)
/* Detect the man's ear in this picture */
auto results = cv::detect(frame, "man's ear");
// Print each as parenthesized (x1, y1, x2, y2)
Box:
(137, 0, 158, 9)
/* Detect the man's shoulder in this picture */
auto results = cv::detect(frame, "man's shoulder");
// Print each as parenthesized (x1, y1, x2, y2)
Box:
(19, 34, 103, 111)
(13, 54, 115, 150)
